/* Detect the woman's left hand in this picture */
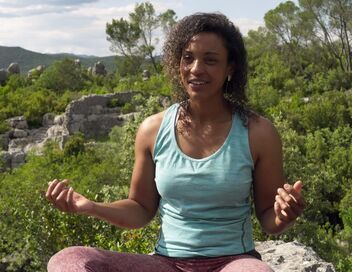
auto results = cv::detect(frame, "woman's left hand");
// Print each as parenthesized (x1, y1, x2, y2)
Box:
(274, 180, 305, 224)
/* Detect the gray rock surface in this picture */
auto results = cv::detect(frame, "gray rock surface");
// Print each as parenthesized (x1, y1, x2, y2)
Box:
(92, 61, 107, 76)
(0, 68, 8, 84)
(27, 65, 45, 80)
(256, 240, 336, 272)
(7, 116, 28, 130)
(64, 92, 135, 138)
(7, 63, 20, 75)
(0, 92, 136, 169)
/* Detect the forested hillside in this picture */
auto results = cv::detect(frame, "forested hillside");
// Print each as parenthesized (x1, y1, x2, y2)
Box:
(0, 1, 351, 271)
(0, 45, 118, 74)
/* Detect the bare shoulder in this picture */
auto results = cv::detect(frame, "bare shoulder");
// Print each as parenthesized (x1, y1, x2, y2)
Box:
(136, 111, 166, 152)
(138, 111, 165, 136)
(248, 114, 279, 138)
(248, 114, 282, 162)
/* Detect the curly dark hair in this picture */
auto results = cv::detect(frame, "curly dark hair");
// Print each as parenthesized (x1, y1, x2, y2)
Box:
(162, 12, 251, 121)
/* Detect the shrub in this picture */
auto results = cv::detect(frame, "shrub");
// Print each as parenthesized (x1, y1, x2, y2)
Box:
(36, 58, 86, 92)
(63, 133, 85, 157)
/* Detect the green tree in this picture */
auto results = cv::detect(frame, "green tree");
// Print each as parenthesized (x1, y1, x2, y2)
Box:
(36, 58, 86, 92)
(106, 2, 176, 75)
(299, 0, 352, 72)
(264, 1, 315, 75)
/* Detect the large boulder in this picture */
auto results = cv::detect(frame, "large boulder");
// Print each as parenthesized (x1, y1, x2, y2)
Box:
(256, 240, 336, 272)
(7, 116, 28, 130)
(142, 69, 150, 81)
(27, 65, 45, 80)
(0, 68, 8, 84)
(92, 61, 107, 76)
(7, 63, 20, 75)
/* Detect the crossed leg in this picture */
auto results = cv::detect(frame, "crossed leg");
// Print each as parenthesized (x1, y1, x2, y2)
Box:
(47, 246, 177, 272)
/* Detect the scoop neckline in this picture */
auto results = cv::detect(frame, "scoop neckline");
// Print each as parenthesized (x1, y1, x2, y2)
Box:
(172, 105, 236, 162)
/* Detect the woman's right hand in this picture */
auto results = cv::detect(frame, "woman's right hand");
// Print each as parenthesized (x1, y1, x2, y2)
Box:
(45, 179, 94, 214)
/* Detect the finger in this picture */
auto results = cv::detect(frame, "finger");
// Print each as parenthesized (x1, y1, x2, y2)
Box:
(278, 187, 299, 208)
(67, 187, 75, 213)
(293, 180, 303, 193)
(62, 179, 70, 186)
(55, 187, 70, 211)
(51, 181, 69, 201)
(275, 195, 297, 221)
(46, 179, 59, 201)
(277, 189, 304, 218)
(274, 201, 281, 216)
(283, 183, 305, 208)
(274, 200, 289, 222)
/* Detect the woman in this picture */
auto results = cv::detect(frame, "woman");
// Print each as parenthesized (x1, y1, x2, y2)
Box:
(46, 13, 305, 272)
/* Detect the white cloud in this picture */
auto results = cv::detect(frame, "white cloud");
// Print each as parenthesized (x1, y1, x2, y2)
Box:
(0, 0, 99, 17)
(232, 18, 264, 36)
(0, 0, 98, 7)
(0, 0, 268, 57)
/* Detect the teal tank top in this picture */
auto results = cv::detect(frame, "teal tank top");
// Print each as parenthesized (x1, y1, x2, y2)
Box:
(153, 103, 255, 257)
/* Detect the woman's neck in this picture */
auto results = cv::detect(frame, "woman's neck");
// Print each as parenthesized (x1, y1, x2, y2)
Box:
(187, 98, 232, 124)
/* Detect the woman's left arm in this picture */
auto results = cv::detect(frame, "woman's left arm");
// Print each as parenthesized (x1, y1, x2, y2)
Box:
(249, 116, 305, 235)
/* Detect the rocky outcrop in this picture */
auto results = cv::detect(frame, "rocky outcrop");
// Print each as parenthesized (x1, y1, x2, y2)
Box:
(142, 69, 150, 81)
(0, 63, 20, 85)
(0, 92, 137, 170)
(7, 63, 20, 75)
(91, 61, 107, 76)
(64, 92, 135, 138)
(256, 240, 336, 272)
(0, 69, 9, 85)
(27, 65, 45, 80)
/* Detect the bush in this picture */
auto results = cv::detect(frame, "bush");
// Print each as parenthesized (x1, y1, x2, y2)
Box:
(0, 96, 162, 271)
(36, 58, 87, 92)
(63, 133, 86, 157)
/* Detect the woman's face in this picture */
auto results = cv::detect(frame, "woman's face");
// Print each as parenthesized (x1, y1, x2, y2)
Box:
(179, 32, 233, 101)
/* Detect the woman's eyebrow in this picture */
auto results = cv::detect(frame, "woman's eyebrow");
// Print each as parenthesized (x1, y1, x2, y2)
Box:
(205, 51, 220, 56)
(182, 50, 220, 55)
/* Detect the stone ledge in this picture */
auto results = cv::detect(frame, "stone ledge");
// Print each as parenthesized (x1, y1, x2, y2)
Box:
(256, 240, 335, 272)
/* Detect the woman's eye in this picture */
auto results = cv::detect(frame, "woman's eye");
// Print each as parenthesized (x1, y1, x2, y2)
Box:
(205, 59, 217, 65)
(182, 55, 193, 63)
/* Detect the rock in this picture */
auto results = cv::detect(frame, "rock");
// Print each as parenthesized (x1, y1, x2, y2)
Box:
(12, 129, 28, 139)
(92, 61, 107, 76)
(36, 65, 45, 73)
(256, 240, 336, 272)
(8, 150, 26, 168)
(27, 68, 36, 80)
(46, 124, 68, 139)
(0, 151, 11, 170)
(7, 116, 28, 130)
(142, 69, 150, 81)
(74, 59, 81, 66)
(0, 92, 144, 170)
(27, 65, 45, 80)
(8, 138, 29, 151)
(0, 68, 9, 84)
(7, 63, 20, 75)
(42, 113, 55, 127)
(54, 114, 65, 126)
(87, 66, 93, 75)
(0, 133, 10, 150)
(64, 93, 134, 138)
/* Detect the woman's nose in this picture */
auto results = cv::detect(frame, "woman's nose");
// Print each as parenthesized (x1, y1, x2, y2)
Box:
(190, 59, 204, 74)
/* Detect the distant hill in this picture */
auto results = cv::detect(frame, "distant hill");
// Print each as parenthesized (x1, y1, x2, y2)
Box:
(0, 46, 118, 74)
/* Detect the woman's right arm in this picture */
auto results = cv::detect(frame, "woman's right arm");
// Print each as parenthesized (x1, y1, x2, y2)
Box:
(45, 112, 164, 229)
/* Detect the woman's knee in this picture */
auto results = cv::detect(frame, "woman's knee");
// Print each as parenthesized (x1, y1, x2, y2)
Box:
(220, 256, 274, 272)
(47, 246, 98, 272)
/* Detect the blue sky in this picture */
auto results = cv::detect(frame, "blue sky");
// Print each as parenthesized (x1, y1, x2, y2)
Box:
(0, 0, 295, 57)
